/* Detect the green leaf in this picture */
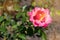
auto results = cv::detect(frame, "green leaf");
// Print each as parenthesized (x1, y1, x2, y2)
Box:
(22, 12, 27, 23)
(37, 29, 42, 36)
(0, 16, 4, 22)
(0, 22, 7, 33)
(22, 5, 27, 12)
(12, 25, 17, 29)
(4, 21, 10, 26)
(38, 29, 41, 34)
(18, 26, 24, 32)
(22, 17, 26, 23)
(41, 31, 47, 40)
(10, 20, 16, 25)
(18, 34, 26, 40)
(16, 12, 22, 19)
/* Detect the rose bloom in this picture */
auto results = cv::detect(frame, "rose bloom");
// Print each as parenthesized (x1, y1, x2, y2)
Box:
(28, 7, 52, 28)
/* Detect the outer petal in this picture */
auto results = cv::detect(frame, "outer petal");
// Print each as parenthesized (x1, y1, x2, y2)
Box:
(45, 9, 50, 14)
(45, 15, 52, 24)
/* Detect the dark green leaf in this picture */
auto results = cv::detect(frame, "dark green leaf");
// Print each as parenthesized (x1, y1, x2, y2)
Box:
(37, 29, 42, 37)
(18, 26, 26, 33)
(27, 27, 33, 36)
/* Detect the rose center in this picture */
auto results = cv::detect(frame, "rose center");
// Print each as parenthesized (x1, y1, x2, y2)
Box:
(33, 10, 45, 21)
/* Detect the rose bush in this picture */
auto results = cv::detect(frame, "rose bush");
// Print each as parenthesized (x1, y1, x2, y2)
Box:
(0, 0, 53, 40)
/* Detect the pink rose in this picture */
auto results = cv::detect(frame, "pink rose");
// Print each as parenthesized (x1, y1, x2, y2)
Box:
(28, 7, 52, 28)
